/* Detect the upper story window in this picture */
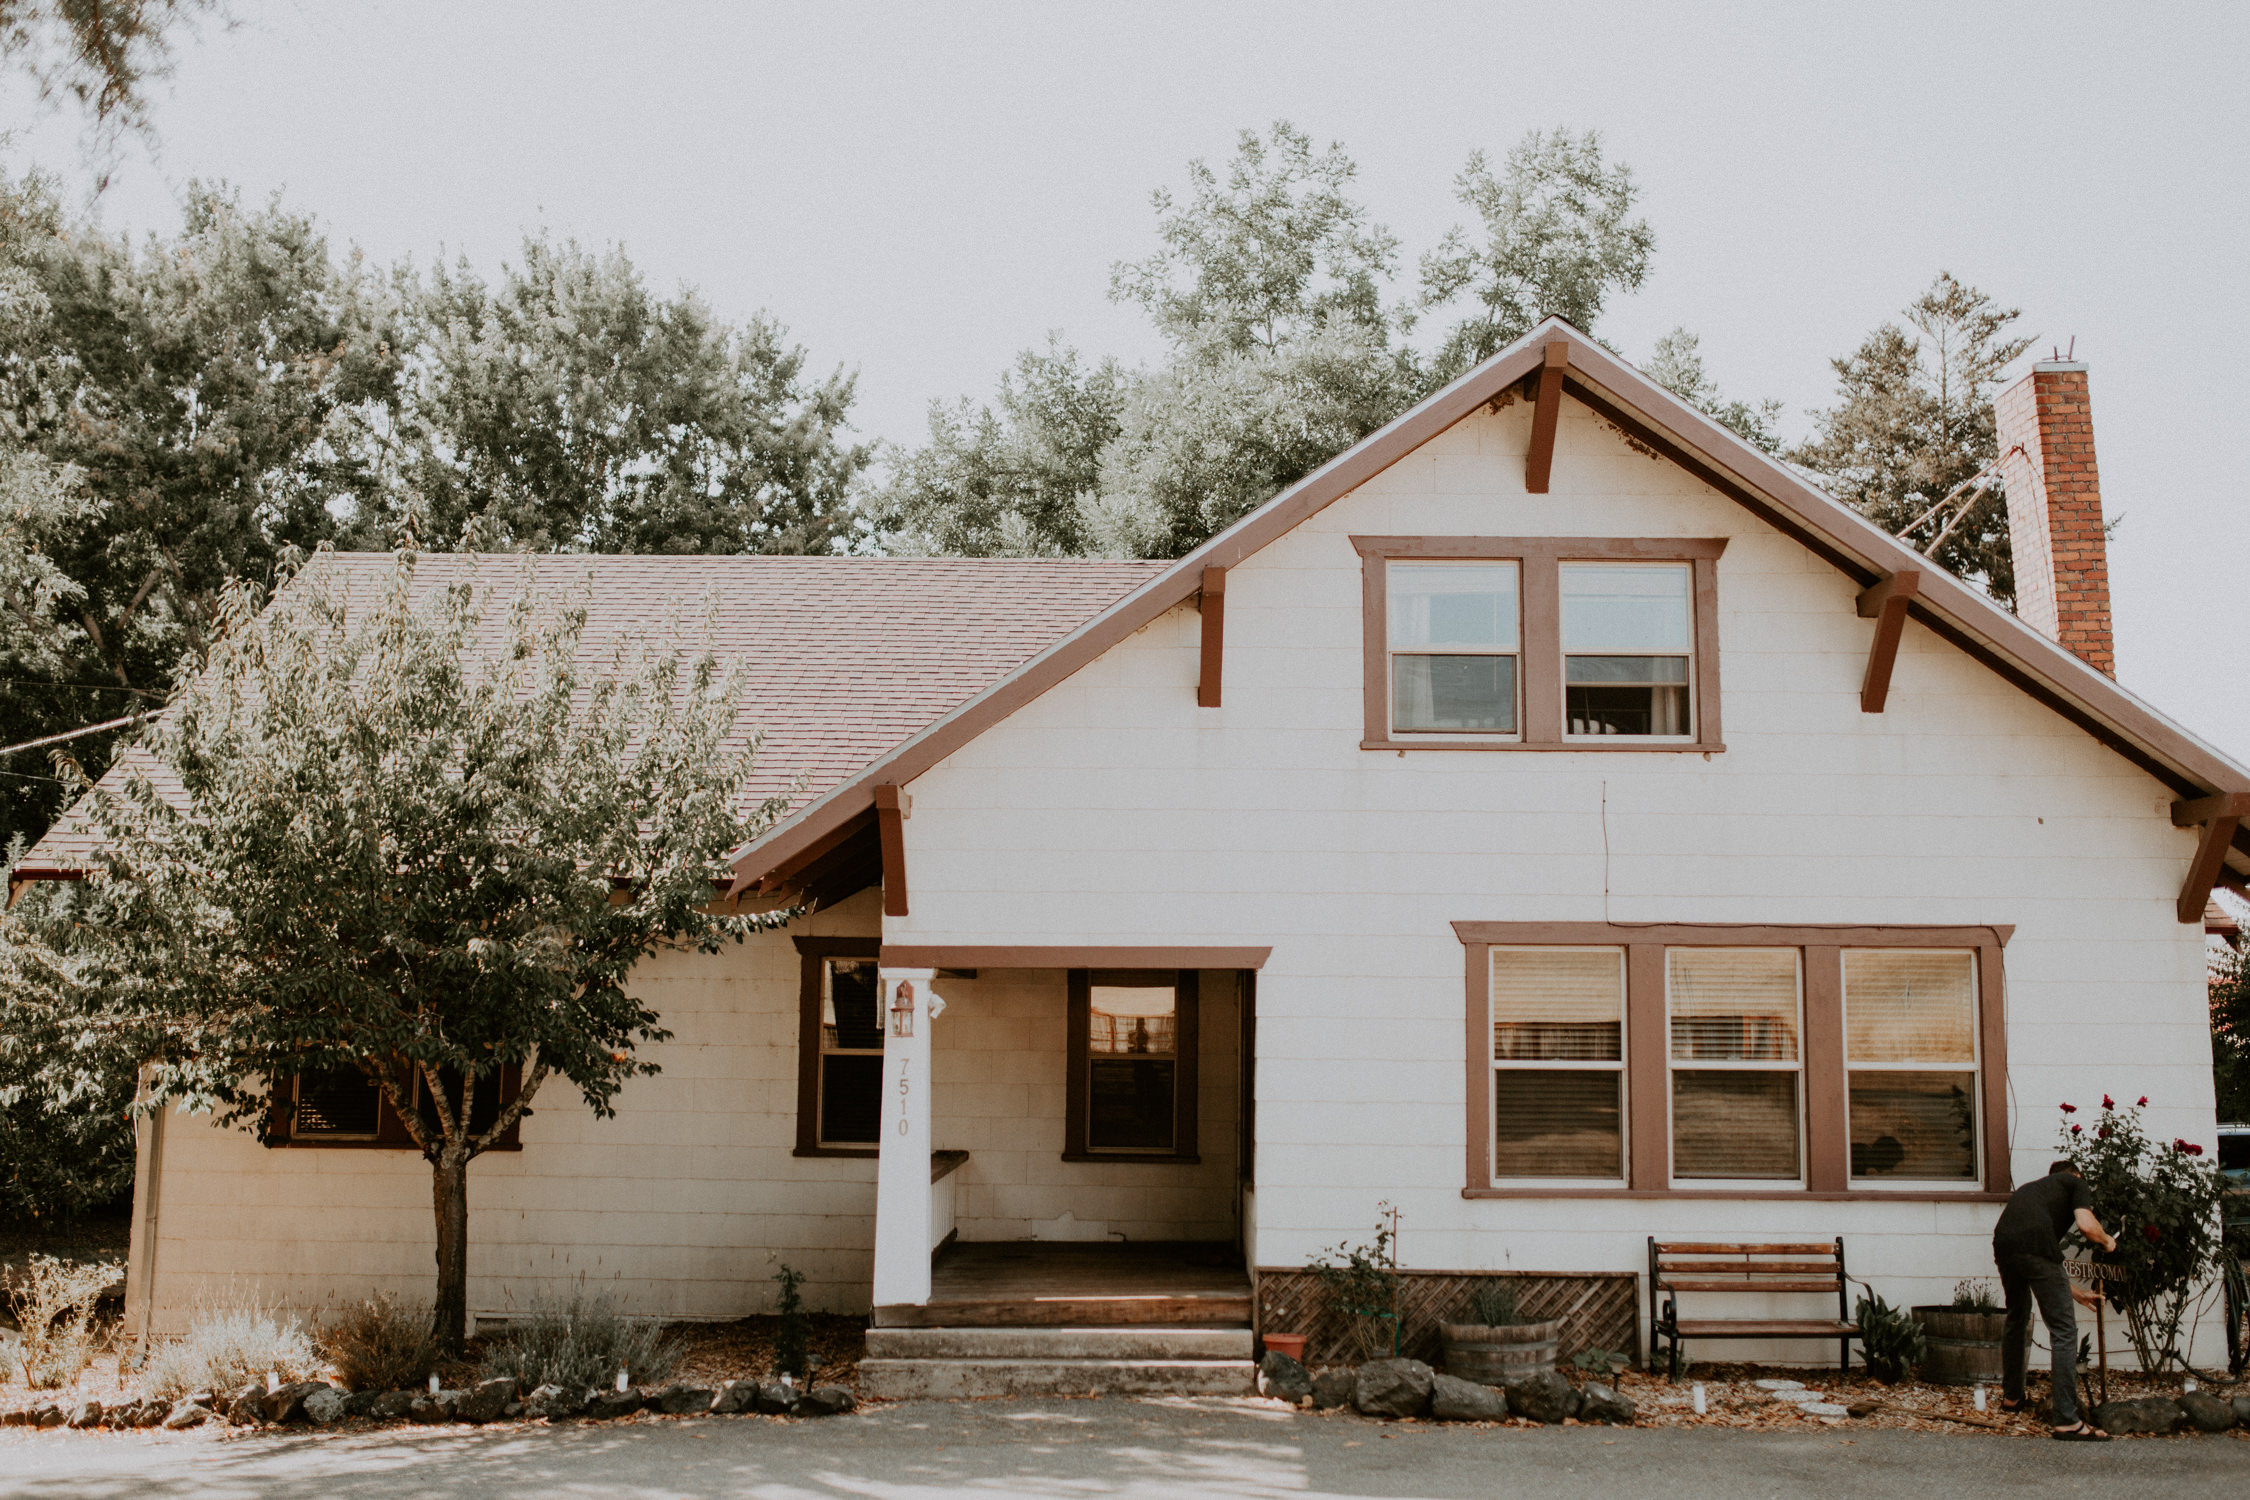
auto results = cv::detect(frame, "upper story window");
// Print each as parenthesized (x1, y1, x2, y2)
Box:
(1356, 537, 1724, 752)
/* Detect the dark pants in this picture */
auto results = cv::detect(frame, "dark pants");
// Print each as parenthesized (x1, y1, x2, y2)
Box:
(1997, 1251, 2081, 1426)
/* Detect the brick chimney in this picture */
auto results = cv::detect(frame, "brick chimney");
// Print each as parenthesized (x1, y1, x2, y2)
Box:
(1995, 360, 2115, 675)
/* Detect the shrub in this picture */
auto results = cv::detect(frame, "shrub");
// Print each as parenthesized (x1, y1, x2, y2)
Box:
(1462, 1279, 1522, 1327)
(143, 1297, 321, 1401)
(480, 1292, 680, 1394)
(318, 1293, 441, 1392)
(5, 1253, 120, 1389)
(1309, 1203, 1401, 1361)
(1855, 1291, 1925, 1383)
(771, 1264, 808, 1379)
(1950, 1278, 1998, 1312)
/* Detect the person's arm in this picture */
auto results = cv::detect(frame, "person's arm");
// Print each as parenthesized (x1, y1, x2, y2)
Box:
(2074, 1206, 2116, 1252)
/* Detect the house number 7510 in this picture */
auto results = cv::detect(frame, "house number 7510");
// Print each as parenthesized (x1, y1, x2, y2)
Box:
(896, 1057, 911, 1135)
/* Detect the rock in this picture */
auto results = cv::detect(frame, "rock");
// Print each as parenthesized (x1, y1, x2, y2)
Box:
(1503, 1370, 1582, 1425)
(229, 1381, 268, 1425)
(1579, 1383, 1636, 1425)
(1311, 1367, 1355, 1411)
(265, 1381, 328, 1424)
(162, 1400, 215, 1430)
(653, 1384, 715, 1416)
(1256, 1351, 1313, 1403)
(341, 1391, 382, 1419)
(2177, 1391, 2235, 1433)
(525, 1384, 589, 1420)
(709, 1380, 758, 1415)
(2234, 1394, 2250, 1428)
(66, 1400, 103, 1429)
(585, 1390, 644, 1421)
(1844, 1398, 1881, 1418)
(1801, 1402, 1850, 1418)
(1351, 1358, 1435, 1420)
(454, 1378, 517, 1424)
(99, 1401, 137, 1428)
(2091, 1396, 2185, 1435)
(368, 1391, 418, 1421)
(301, 1386, 350, 1425)
(31, 1404, 65, 1428)
(800, 1385, 856, 1417)
(755, 1382, 800, 1416)
(1428, 1372, 1508, 1422)
(408, 1390, 465, 1425)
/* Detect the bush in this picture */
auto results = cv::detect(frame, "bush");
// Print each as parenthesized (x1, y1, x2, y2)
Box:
(1462, 1279, 1522, 1327)
(143, 1297, 321, 1401)
(771, 1264, 808, 1379)
(318, 1292, 440, 1392)
(1309, 1204, 1401, 1361)
(5, 1253, 120, 1389)
(1855, 1291, 1925, 1383)
(480, 1292, 679, 1394)
(1950, 1278, 1998, 1312)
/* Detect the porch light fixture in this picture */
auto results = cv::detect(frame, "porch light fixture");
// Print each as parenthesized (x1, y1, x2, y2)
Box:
(889, 979, 916, 1038)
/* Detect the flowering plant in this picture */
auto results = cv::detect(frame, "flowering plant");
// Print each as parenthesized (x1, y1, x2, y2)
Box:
(2057, 1097, 2226, 1372)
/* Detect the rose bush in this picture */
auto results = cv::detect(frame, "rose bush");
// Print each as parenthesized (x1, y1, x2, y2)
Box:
(2057, 1097, 2226, 1372)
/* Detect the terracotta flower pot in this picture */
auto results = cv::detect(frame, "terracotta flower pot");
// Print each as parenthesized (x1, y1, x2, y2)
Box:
(1262, 1333, 1309, 1362)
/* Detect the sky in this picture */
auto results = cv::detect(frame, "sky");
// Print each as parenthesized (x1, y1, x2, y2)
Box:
(7, 0, 2248, 752)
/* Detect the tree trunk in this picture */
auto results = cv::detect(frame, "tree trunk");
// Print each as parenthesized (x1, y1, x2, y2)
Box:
(432, 1149, 470, 1356)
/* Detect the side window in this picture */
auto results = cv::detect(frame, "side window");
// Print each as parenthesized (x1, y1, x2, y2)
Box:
(292, 1068, 382, 1140)
(1066, 970, 1200, 1162)
(818, 958, 884, 1146)
(1561, 562, 1693, 737)
(1843, 949, 1979, 1181)
(1388, 561, 1520, 735)
(1667, 948, 1801, 1181)
(1488, 947, 1624, 1181)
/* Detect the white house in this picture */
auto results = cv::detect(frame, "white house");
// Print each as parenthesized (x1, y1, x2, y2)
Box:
(21, 320, 2245, 1395)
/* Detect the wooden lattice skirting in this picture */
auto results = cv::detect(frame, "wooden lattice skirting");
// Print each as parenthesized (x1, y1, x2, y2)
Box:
(1253, 1268, 1640, 1371)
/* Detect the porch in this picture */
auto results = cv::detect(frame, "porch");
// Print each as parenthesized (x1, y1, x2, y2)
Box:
(874, 1239, 1252, 1328)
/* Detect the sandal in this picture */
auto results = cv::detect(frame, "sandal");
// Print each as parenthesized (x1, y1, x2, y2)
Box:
(1997, 1398, 2025, 1413)
(2052, 1423, 2110, 1442)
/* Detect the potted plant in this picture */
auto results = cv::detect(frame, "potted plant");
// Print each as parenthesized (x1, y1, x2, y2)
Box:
(1438, 1278, 1563, 1383)
(1911, 1279, 2006, 1385)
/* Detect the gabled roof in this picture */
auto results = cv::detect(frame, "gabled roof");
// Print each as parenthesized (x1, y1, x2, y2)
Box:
(725, 317, 2250, 889)
(13, 552, 1164, 883)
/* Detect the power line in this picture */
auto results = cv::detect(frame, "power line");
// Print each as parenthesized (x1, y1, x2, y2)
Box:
(0, 712, 160, 758)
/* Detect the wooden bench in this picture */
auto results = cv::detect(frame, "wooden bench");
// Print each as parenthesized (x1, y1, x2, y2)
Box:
(1647, 1238, 1858, 1379)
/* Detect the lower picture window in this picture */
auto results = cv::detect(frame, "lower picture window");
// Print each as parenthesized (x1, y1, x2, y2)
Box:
(1668, 948, 1802, 1181)
(819, 957, 884, 1146)
(1488, 947, 1625, 1179)
(1844, 949, 1979, 1180)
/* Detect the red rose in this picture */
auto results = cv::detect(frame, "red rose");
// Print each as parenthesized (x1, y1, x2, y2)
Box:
(2144, 1225, 2160, 1242)
(2136, 1096, 2148, 1106)
(2070, 1124, 2082, 1135)
(2096, 1127, 2110, 1138)
(2101, 1095, 2114, 1109)
(2060, 1102, 2077, 1114)
(2186, 1143, 2204, 1157)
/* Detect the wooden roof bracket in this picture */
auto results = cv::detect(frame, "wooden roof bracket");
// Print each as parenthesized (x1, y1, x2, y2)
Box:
(1855, 569, 1922, 713)
(874, 784, 909, 917)
(1197, 565, 1226, 708)
(2170, 791, 2250, 924)
(1524, 342, 1568, 493)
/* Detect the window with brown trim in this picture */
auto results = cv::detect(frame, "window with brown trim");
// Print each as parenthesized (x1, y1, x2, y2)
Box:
(794, 935, 883, 1158)
(1456, 922, 2009, 1200)
(273, 1062, 522, 1151)
(1355, 536, 1725, 751)
(1065, 970, 1200, 1163)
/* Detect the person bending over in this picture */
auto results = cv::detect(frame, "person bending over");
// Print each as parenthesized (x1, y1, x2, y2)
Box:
(1991, 1159, 2118, 1440)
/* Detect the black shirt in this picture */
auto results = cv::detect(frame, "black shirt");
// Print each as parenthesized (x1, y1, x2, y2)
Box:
(1992, 1171, 2094, 1261)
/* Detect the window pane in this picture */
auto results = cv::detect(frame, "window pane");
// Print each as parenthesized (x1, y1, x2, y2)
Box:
(1673, 1071, 1800, 1179)
(1561, 563, 1691, 651)
(820, 1054, 882, 1144)
(1494, 1070, 1621, 1178)
(1089, 1058, 1176, 1150)
(1490, 948, 1622, 1061)
(1669, 949, 1799, 1060)
(1849, 1071, 1977, 1180)
(295, 1068, 380, 1137)
(824, 959, 883, 1051)
(1566, 681, 1691, 737)
(1389, 562, 1519, 649)
(1844, 950, 1976, 1064)
(1090, 986, 1176, 1056)
(1394, 655, 1517, 732)
(1564, 655, 1689, 684)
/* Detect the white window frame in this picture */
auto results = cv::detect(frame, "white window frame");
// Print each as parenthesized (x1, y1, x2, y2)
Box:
(1488, 945, 1629, 1188)
(1560, 559, 1697, 743)
(1665, 947, 1806, 1189)
(1386, 559, 1523, 740)
(1841, 947, 1984, 1189)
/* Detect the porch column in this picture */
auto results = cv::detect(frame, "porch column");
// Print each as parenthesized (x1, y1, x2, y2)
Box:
(872, 965, 938, 1308)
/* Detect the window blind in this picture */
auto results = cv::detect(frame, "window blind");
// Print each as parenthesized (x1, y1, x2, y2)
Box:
(1668, 948, 1799, 1061)
(1843, 949, 1975, 1063)
(1491, 948, 1622, 1061)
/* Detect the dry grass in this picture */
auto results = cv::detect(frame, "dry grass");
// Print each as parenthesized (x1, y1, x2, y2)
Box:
(141, 1297, 321, 1402)
(317, 1293, 442, 1393)
(5, 1254, 122, 1389)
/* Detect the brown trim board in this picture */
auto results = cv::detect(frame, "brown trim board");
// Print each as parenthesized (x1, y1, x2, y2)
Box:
(880, 945, 1271, 971)
(1855, 570, 1920, 714)
(1525, 340, 1567, 493)
(1198, 566, 1226, 709)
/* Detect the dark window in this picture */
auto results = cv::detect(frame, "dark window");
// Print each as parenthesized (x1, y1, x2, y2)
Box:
(1066, 970, 1200, 1162)
(819, 958, 884, 1146)
(293, 1068, 381, 1138)
(416, 1066, 510, 1140)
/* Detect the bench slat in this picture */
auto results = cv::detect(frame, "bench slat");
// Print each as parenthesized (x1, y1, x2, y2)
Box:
(1674, 1319, 1857, 1337)
(1653, 1241, 1839, 1256)
(1658, 1260, 1841, 1276)
(1661, 1278, 1844, 1293)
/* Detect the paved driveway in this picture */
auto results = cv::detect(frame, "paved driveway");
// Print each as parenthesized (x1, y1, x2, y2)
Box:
(2, 1397, 2243, 1499)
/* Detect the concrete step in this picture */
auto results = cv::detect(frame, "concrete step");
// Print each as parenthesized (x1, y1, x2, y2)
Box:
(860, 1357, 1257, 1401)
(865, 1325, 1254, 1361)
(876, 1293, 1252, 1327)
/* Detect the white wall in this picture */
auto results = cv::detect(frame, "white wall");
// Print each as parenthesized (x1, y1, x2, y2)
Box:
(889, 397, 2222, 1358)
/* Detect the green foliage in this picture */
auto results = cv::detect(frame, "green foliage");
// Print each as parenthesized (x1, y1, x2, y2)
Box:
(1309, 1203, 1401, 1360)
(4, 1252, 118, 1388)
(2058, 1095, 2227, 1371)
(1792, 273, 2034, 604)
(1571, 1347, 1632, 1382)
(2211, 938, 2250, 1123)
(771, 1262, 809, 1379)
(142, 1295, 320, 1401)
(1854, 1291, 1925, 1383)
(0, 1, 225, 150)
(1463, 1279, 1522, 1328)
(481, 1291, 680, 1394)
(1644, 328, 1784, 454)
(1950, 1278, 1999, 1312)
(317, 1293, 441, 1393)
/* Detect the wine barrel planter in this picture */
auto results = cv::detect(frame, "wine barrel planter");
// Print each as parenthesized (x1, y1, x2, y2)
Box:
(1438, 1317, 1564, 1384)
(1912, 1306, 2007, 1386)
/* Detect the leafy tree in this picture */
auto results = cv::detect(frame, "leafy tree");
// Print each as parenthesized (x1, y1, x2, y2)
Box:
(1643, 327, 1784, 454)
(44, 547, 788, 1350)
(0, 885, 137, 1224)
(0, 0, 227, 155)
(1792, 273, 2034, 603)
(0, 177, 401, 850)
(2212, 937, 2250, 1123)
(1418, 128, 1656, 381)
(862, 336, 1122, 556)
(381, 235, 871, 556)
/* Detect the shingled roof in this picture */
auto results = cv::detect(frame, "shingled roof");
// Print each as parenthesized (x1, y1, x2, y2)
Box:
(11, 552, 1165, 884)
